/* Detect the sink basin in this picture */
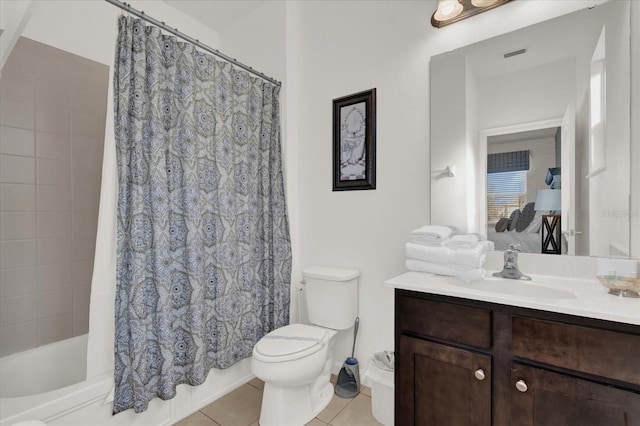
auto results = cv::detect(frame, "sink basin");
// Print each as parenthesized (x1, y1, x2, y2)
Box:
(449, 278, 577, 299)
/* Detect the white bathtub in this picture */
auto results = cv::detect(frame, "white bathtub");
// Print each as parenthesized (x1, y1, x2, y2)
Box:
(1, 335, 89, 398)
(0, 334, 254, 426)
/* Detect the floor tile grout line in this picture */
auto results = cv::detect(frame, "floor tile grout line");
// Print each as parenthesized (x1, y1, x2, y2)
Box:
(198, 409, 222, 426)
(321, 394, 355, 424)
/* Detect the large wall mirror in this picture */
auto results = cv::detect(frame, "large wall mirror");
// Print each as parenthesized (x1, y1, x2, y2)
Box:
(430, 1, 630, 257)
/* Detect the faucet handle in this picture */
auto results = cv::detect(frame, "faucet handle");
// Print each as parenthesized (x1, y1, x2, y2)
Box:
(509, 243, 522, 252)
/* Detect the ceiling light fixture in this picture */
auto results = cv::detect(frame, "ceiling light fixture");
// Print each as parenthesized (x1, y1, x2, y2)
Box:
(431, 0, 514, 28)
(434, 0, 464, 22)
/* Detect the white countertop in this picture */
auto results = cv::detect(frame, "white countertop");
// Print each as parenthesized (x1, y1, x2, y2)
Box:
(385, 271, 640, 326)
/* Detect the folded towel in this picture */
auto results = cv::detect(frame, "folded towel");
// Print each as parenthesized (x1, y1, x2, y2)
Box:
(405, 242, 486, 268)
(405, 242, 448, 264)
(405, 259, 485, 282)
(410, 225, 453, 245)
(444, 234, 479, 249)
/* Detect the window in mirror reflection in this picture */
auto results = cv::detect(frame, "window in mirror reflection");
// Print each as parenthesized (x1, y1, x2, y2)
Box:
(487, 170, 527, 225)
(486, 128, 561, 253)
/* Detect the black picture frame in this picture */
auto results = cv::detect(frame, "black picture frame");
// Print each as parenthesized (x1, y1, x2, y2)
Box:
(332, 88, 376, 191)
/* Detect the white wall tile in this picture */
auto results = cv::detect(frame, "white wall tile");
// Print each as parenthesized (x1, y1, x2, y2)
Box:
(37, 236, 71, 265)
(38, 211, 71, 238)
(0, 126, 34, 156)
(0, 155, 35, 184)
(0, 267, 37, 298)
(36, 158, 70, 186)
(38, 313, 73, 345)
(0, 183, 36, 211)
(0, 321, 38, 357)
(0, 294, 37, 326)
(1, 212, 36, 240)
(37, 288, 73, 319)
(0, 97, 34, 130)
(36, 131, 70, 160)
(37, 262, 72, 292)
(38, 184, 71, 211)
(0, 239, 36, 268)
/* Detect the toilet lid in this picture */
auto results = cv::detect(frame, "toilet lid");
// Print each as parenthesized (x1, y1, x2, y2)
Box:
(254, 324, 328, 362)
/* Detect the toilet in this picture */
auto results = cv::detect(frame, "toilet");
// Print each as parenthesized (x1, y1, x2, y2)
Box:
(251, 266, 359, 426)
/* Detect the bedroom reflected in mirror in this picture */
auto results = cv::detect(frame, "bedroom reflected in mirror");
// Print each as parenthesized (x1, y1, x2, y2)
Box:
(487, 128, 565, 254)
(429, 1, 631, 257)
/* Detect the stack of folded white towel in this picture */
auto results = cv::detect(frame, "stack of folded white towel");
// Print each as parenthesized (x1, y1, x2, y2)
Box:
(405, 225, 492, 282)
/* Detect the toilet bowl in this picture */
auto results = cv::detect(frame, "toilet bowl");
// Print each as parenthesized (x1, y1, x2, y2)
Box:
(252, 324, 337, 426)
(251, 266, 359, 426)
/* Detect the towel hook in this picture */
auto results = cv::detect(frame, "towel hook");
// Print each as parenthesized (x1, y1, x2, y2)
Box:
(432, 165, 456, 177)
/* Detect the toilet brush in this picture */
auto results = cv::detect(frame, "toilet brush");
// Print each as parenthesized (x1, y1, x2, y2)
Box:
(334, 317, 360, 399)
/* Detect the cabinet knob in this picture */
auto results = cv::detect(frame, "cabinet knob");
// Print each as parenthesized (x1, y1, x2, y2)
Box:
(474, 369, 486, 381)
(515, 379, 528, 393)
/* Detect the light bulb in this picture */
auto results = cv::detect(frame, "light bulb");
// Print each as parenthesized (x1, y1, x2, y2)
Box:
(434, 0, 463, 21)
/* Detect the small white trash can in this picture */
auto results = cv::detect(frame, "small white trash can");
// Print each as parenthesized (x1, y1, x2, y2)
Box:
(368, 361, 394, 426)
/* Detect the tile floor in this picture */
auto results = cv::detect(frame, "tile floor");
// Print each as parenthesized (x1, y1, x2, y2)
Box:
(174, 375, 383, 426)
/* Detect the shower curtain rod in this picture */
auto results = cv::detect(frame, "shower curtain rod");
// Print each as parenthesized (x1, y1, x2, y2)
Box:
(104, 0, 282, 86)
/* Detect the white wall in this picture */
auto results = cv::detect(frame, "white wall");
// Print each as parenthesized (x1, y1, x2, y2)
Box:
(431, 53, 470, 231)
(477, 59, 576, 130)
(631, 1, 640, 260)
(291, 0, 638, 376)
(294, 0, 434, 370)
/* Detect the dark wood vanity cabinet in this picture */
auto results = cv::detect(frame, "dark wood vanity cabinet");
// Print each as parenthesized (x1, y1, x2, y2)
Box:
(398, 335, 491, 426)
(395, 289, 640, 426)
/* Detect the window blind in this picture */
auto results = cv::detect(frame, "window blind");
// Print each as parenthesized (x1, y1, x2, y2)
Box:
(487, 150, 530, 174)
(487, 170, 528, 224)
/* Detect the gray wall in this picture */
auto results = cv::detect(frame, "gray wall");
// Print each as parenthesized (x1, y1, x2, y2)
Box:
(0, 37, 108, 357)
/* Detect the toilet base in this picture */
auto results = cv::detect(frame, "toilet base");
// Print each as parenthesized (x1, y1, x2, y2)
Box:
(257, 375, 333, 426)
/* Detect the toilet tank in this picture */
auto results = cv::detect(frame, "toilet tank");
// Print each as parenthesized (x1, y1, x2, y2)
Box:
(302, 266, 359, 330)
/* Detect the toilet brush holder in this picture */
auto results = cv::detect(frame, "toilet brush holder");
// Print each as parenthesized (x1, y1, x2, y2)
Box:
(335, 357, 360, 398)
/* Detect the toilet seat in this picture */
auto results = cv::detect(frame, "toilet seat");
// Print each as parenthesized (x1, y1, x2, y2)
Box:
(254, 324, 330, 363)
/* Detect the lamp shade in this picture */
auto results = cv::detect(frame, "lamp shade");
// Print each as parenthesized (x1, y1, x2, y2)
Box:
(535, 189, 561, 211)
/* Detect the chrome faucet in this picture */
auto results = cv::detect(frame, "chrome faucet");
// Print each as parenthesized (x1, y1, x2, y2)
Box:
(492, 244, 531, 280)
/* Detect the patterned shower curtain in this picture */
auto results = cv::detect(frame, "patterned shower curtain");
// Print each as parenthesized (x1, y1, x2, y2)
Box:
(112, 17, 291, 414)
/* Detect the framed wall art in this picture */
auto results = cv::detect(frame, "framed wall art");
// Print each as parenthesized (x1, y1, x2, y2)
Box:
(332, 88, 376, 191)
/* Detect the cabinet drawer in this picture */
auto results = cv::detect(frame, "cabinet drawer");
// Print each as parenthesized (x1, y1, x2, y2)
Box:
(512, 317, 640, 386)
(397, 294, 492, 349)
(511, 363, 640, 426)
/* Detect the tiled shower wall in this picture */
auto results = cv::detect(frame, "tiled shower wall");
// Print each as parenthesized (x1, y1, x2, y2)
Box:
(0, 37, 108, 357)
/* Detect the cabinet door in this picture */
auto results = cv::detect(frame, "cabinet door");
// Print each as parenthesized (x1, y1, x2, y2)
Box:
(397, 335, 492, 426)
(511, 363, 640, 426)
